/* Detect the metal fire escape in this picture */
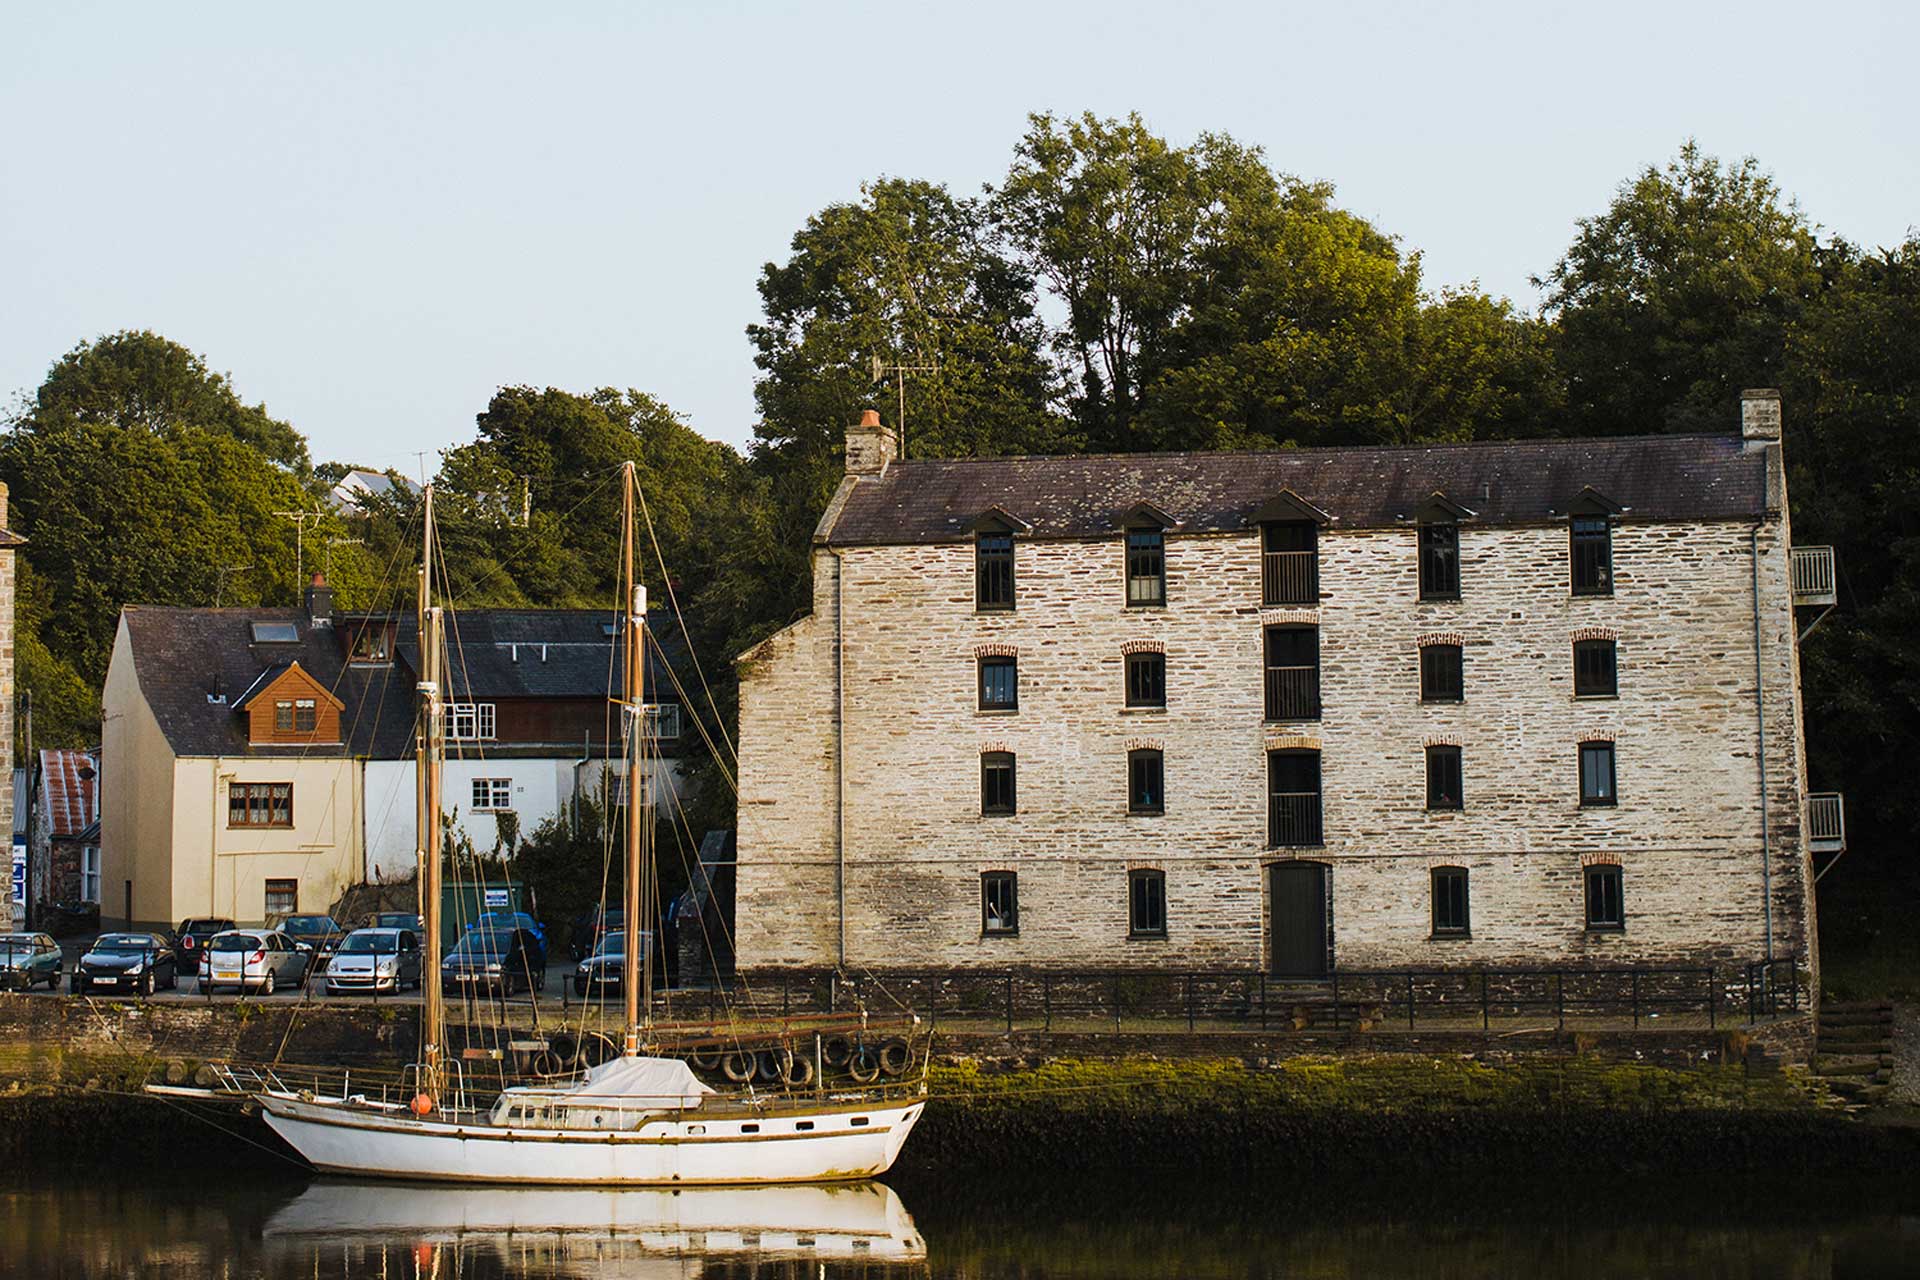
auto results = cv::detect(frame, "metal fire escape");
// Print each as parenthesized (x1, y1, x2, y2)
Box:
(1790, 546, 1847, 876)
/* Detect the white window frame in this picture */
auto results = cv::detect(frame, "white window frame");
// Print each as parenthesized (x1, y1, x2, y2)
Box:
(448, 702, 497, 741)
(471, 777, 513, 811)
(81, 846, 101, 903)
(265, 878, 298, 917)
(644, 703, 681, 742)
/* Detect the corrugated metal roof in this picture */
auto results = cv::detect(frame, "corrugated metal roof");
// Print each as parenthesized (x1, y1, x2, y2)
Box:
(39, 749, 98, 839)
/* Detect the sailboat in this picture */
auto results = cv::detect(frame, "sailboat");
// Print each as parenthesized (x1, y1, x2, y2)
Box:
(257, 465, 927, 1184)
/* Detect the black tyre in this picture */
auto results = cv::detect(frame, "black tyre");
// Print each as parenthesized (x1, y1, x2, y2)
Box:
(573, 976, 589, 997)
(878, 1037, 913, 1077)
(821, 1035, 853, 1068)
(689, 1045, 723, 1071)
(140, 971, 155, 997)
(262, 969, 276, 997)
(755, 1048, 793, 1083)
(781, 1054, 816, 1088)
(848, 1047, 881, 1084)
(721, 1051, 755, 1084)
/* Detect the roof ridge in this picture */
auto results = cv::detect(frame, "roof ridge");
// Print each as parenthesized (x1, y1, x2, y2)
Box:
(882, 432, 1740, 469)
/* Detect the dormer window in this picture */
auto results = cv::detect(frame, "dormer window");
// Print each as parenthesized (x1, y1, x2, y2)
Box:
(1252, 491, 1329, 607)
(1571, 517, 1613, 596)
(234, 660, 341, 745)
(976, 534, 1014, 611)
(347, 625, 393, 663)
(1125, 531, 1165, 606)
(1418, 524, 1460, 600)
(274, 699, 318, 733)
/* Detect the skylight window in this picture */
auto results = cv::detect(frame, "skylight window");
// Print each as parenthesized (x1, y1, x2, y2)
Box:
(250, 622, 299, 643)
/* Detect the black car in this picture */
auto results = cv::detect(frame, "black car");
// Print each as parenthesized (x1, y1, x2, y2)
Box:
(568, 906, 625, 962)
(173, 917, 236, 978)
(366, 911, 424, 934)
(73, 932, 178, 996)
(278, 915, 346, 963)
(573, 929, 625, 998)
(442, 927, 542, 996)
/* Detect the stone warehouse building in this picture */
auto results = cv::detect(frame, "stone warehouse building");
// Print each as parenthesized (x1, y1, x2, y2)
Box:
(735, 393, 1841, 984)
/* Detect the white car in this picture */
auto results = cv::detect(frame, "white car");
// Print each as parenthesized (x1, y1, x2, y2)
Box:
(325, 928, 422, 994)
(203, 929, 311, 995)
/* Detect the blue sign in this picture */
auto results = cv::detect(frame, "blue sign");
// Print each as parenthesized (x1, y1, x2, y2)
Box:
(10, 839, 25, 908)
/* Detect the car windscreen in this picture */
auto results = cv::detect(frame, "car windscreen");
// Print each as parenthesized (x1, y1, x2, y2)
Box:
(282, 917, 333, 933)
(210, 935, 266, 952)
(449, 931, 514, 957)
(338, 933, 398, 954)
(373, 915, 416, 927)
(592, 931, 625, 959)
(181, 921, 228, 935)
(94, 935, 157, 952)
(0, 935, 36, 947)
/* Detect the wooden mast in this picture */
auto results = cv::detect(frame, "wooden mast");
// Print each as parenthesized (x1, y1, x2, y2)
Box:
(417, 485, 446, 1100)
(621, 462, 651, 1055)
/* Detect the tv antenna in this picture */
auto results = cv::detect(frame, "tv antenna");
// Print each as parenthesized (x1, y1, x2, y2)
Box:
(324, 535, 365, 578)
(274, 509, 324, 583)
(870, 354, 939, 460)
(213, 564, 254, 608)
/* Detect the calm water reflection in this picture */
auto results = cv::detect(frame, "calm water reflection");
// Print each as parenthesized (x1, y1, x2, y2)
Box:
(0, 1172, 1914, 1278)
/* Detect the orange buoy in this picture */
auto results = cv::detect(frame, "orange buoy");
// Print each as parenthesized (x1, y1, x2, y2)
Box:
(410, 1092, 434, 1116)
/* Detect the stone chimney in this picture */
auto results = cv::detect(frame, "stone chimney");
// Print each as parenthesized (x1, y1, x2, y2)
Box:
(845, 409, 898, 477)
(1740, 388, 1783, 443)
(304, 571, 334, 628)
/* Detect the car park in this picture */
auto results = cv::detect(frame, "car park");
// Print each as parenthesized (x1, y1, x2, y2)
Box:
(468, 911, 547, 978)
(73, 932, 177, 995)
(441, 927, 542, 996)
(203, 929, 311, 995)
(277, 915, 346, 960)
(173, 917, 236, 980)
(324, 928, 422, 994)
(0, 933, 64, 990)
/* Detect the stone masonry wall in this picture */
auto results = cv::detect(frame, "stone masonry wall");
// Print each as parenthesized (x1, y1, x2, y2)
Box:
(0, 484, 15, 932)
(737, 444, 1812, 983)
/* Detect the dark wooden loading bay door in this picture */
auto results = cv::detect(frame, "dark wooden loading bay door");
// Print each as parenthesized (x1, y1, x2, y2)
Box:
(1268, 862, 1329, 979)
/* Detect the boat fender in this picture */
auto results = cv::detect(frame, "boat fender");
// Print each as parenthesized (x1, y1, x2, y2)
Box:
(689, 1045, 723, 1071)
(756, 1047, 793, 1083)
(531, 1050, 563, 1078)
(192, 1065, 218, 1089)
(848, 1047, 881, 1084)
(410, 1093, 434, 1116)
(781, 1054, 816, 1088)
(821, 1035, 853, 1068)
(878, 1038, 913, 1077)
(163, 1060, 189, 1085)
(549, 1034, 578, 1068)
(582, 1032, 618, 1066)
(721, 1051, 756, 1084)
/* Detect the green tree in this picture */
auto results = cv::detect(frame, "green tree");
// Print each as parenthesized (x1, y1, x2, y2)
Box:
(1538, 142, 1819, 435)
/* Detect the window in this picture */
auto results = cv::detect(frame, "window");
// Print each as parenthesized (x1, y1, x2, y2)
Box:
(1262, 522, 1318, 606)
(274, 700, 292, 731)
(1426, 745, 1463, 810)
(348, 626, 392, 662)
(81, 846, 101, 903)
(1431, 866, 1469, 936)
(1574, 640, 1617, 698)
(1267, 750, 1323, 847)
(1584, 864, 1624, 930)
(228, 782, 293, 828)
(981, 752, 1016, 816)
(472, 778, 513, 811)
(1125, 651, 1165, 708)
(250, 621, 299, 643)
(448, 703, 496, 741)
(294, 699, 317, 732)
(1418, 524, 1460, 600)
(1420, 644, 1463, 703)
(981, 872, 1018, 935)
(1580, 741, 1617, 806)
(1128, 749, 1164, 815)
(643, 703, 682, 741)
(1264, 626, 1321, 721)
(978, 656, 1018, 712)
(265, 879, 298, 917)
(1125, 530, 1165, 606)
(1129, 869, 1167, 937)
(976, 534, 1014, 611)
(1571, 517, 1613, 595)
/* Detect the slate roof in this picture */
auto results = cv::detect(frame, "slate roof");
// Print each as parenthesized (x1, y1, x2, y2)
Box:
(397, 609, 679, 702)
(38, 749, 98, 839)
(819, 433, 1767, 546)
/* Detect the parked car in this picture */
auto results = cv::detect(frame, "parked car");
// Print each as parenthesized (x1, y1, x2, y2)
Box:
(365, 911, 424, 934)
(0, 932, 64, 991)
(568, 906, 624, 962)
(441, 927, 542, 996)
(203, 929, 311, 995)
(325, 928, 422, 995)
(173, 917, 236, 978)
(573, 929, 624, 998)
(277, 915, 346, 960)
(73, 932, 177, 996)
(468, 911, 547, 978)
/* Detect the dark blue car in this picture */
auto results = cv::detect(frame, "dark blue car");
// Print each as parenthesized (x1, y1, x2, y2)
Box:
(466, 912, 546, 985)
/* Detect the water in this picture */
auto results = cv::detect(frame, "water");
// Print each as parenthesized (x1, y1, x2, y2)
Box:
(0, 1172, 1913, 1278)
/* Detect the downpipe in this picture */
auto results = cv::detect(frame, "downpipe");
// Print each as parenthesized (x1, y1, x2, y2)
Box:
(1750, 525, 1773, 964)
(832, 546, 847, 971)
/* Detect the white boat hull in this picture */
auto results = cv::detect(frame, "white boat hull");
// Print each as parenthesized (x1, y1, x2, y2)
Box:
(261, 1094, 925, 1186)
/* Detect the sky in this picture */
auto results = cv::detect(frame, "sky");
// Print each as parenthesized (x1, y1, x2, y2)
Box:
(2, 1, 1913, 471)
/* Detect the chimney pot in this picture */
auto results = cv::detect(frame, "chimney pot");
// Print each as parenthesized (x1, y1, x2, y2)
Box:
(304, 573, 335, 628)
(1740, 388, 1783, 442)
(844, 409, 899, 477)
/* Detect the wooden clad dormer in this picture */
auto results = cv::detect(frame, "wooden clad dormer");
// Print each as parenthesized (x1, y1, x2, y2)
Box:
(234, 661, 345, 746)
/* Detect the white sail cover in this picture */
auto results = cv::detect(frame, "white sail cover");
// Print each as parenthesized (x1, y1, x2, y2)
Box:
(574, 1055, 715, 1108)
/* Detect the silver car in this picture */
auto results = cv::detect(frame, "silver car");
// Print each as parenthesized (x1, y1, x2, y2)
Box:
(324, 928, 422, 994)
(203, 929, 310, 995)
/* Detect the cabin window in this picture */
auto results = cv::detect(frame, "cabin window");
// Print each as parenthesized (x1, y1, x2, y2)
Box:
(1420, 644, 1463, 703)
(1128, 749, 1164, 816)
(448, 703, 496, 741)
(1574, 640, 1618, 697)
(1418, 524, 1460, 600)
(1585, 865, 1625, 930)
(264, 878, 297, 916)
(976, 534, 1014, 611)
(982, 872, 1018, 935)
(1125, 651, 1165, 708)
(978, 656, 1018, 712)
(1125, 530, 1166, 606)
(1426, 745, 1463, 811)
(851, 1116, 870, 1126)
(472, 778, 513, 811)
(1431, 866, 1470, 937)
(1571, 517, 1613, 595)
(229, 782, 293, 828)
(1580, 741, 1617, 807)
(1129, 869, 1167, 938)
(740, 1123, 760, 1134)
(795, 1120, 814, 1131)
(981, 752, 1016, 816)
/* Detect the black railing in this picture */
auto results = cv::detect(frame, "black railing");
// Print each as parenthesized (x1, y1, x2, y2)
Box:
(1741, 954, 1808, 1021)
(1268, 792, 1324, 846)
(1263, 551, 1318, 606)
(1264, 665, 1320, 720)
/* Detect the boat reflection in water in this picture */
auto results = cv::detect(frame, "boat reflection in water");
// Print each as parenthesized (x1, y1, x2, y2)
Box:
(262, 1178, 927, 1277)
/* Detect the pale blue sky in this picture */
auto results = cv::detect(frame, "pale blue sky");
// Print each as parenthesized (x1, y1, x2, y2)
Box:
(3, 2, 1912, 469)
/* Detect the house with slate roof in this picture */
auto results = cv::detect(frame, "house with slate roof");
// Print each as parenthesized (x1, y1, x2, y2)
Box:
(734, 393, 1840, 992)
(100, 575, 686, 929)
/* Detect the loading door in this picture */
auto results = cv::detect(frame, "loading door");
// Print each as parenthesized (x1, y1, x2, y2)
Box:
(1268, 861, 1329, 979)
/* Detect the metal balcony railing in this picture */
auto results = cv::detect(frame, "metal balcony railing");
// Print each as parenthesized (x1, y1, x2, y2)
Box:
(1791, 546, 1836, 608)
(1263, 551, 1319, 606)
(1268, 792, 1324, 847)
(1264, 665, 1321, 721)
(1808, 793, 1846, 854)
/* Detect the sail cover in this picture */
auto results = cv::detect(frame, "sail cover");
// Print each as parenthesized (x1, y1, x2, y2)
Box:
(575, 1055, 715, 1108)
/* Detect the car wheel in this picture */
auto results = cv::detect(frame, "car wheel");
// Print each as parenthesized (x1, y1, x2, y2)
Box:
(46, 970, 59, 991)
(141, 972, 155, 997)
(262, 969, 276, 996)
(573, 976, 588, 997)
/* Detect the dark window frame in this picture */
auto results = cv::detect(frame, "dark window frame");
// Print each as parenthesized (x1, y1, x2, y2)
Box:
(1261, 521, 1319, 606)
(1128, 868, 1167, 939)
(1579, 741, 1617, 807)
(980, 751, 1017, 816)
(1430, 866, 1470, 937)
(1584, 864, 1625, 931)
(1573, 639, 1618, 698)
(1264, 624, 1322, 722)
(975, 533, 1015, 612)
(1420, 643, 1464, 703)
(1127, 748, 1165, 816)
(1267, 749, 1324, 848)
(1426, 745, 1464, 811)
(1125, 529, 1166, 608)
(1418, 523, 1461, 600)
(981, 871, 1019, 936)
(1125, 650, 1166, 708)
(977, 655, 1018, 712)
(1571, 516, 1613, 596)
